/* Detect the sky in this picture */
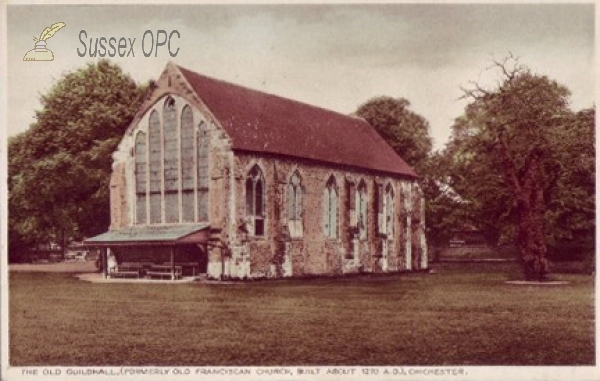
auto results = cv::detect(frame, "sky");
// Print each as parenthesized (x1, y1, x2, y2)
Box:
(5, 3, 596, 150)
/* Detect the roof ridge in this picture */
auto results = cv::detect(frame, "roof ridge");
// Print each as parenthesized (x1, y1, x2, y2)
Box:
(176, 64, 417, 178)
(177, 65, 366, 124)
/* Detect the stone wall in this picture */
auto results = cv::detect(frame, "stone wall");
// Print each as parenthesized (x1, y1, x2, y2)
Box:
(207, 152, 427, 279)
(109, 161, 131, 230)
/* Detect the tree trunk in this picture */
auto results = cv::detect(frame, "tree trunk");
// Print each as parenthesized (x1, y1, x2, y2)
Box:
(62, 228, 67, 262)
(515, 154, 549, 281)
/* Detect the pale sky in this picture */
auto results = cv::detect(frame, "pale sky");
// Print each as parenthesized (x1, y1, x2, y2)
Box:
(5, 3, 595, 150)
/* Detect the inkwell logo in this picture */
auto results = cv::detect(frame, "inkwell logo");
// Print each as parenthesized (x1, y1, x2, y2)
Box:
(23, 22, 66, 61)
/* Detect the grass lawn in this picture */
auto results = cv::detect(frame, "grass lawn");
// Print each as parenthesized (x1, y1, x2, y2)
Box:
(9, 263, 594, 366)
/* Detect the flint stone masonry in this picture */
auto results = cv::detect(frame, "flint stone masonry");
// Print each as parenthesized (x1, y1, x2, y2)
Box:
(103, 62, 427, 280)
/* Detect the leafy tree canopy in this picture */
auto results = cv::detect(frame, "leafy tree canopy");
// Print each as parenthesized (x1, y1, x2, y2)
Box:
(544, 107, 595, 245)
(356, 96, 432, 172)
(444, 56, 594, 278)
(9, 60, 148, 260)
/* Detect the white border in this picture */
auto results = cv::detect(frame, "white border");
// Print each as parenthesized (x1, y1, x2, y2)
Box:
(1, 1, 598, 381)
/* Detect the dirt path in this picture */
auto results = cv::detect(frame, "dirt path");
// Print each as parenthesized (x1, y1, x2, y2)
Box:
(9, 261, 97, 273)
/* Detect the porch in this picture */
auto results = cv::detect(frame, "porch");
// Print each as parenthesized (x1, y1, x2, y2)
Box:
(84, 224, 210, 281)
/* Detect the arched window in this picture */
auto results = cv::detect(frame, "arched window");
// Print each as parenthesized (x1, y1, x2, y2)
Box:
(148, 110, 162, 224)
(356, 180, 367, 239)
(134, 132, 147, 224)
(180, 105, 195, 222)
(197, 121, 209, 221)
(323, 176, 338, 238)
(246, 165, 265, 236)
(136, 99, 212, 225)
(163, 97, 179, 223)
(287, 171, 303, 237)
(384, 184, 394, 237)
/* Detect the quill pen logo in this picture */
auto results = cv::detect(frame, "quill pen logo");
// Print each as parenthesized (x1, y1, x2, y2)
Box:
(23, 22, 66, 61)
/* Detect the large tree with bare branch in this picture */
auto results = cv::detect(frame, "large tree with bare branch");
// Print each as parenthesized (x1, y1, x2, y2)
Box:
(456, 57, 574, 280)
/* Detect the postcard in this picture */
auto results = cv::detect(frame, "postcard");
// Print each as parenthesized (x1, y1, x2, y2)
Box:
(1, 2, 597, 381)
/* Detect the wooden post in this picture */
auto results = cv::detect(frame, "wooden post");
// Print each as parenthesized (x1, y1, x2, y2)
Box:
(170, 247, 175, 281)
(102, 248, 108, 279)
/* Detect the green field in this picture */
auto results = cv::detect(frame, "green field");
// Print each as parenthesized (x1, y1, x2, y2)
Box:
(9, 263, 594, 366)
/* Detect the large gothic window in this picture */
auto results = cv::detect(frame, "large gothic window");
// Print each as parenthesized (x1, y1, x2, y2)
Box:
(246, 165, 265, 236)
(197, 121, 209, 221)
(148, 110, 162, 224)
(133, 98, 210, 225)
(287, 171, 303, 237)
(180, 105, 195, 223)
(356, 180, 367, 239)
(323, 176, 338, 238)
(134, 132, 147, 224)
(163, 97, 179, 223)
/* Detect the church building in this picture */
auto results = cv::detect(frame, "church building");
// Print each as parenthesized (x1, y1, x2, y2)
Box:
(86, 62, 428, 280)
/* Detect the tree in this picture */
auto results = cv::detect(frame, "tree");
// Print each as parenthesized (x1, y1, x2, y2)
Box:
(450, 56, 591, 280)
(356, 97, 432, 173)
(355, 96, 464, 260)
(9, 60, 148, 261)
(442, 114, 515, 246)
(544, 107, 595, 246)
(420, 151, 472, 260)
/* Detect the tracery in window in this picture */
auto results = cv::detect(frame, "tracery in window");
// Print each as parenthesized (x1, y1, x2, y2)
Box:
(384, 183, 394, 237)
(133, 99, 211, 225)
(287, 171, 303, 237)
(134, 132, 147, 224)
(323, 176, 338, 238)
(356, 180, 367, 239)
(197, 121, 209, 221)
(246, 165, 265, 236)
(163, 97, 179, 223)
(180, 105, 195, 223)
(148, 110, 162, 224)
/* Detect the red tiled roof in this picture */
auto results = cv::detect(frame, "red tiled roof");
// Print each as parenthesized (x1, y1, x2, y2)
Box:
(178, 66, 417, 178)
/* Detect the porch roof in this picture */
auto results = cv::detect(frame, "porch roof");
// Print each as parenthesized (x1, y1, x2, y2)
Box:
(84, 223, 210, 247)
